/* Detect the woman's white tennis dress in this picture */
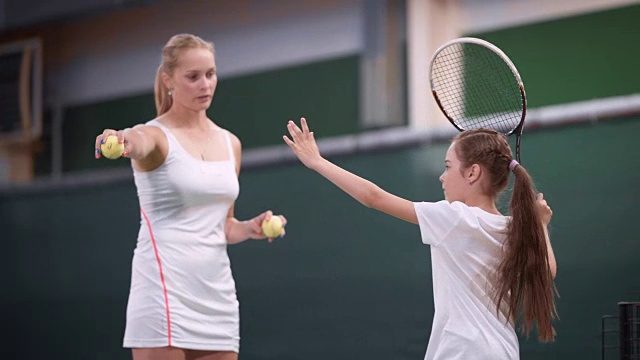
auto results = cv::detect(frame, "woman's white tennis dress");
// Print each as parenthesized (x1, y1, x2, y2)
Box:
(123, 120, 240, 352)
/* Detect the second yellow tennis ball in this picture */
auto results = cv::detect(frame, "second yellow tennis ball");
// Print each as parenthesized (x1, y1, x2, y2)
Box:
(262, 216, 284, 238)
(100, 135, 125, 159)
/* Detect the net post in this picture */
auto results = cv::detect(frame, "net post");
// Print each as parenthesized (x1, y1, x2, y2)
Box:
(619, 302, 640, 359)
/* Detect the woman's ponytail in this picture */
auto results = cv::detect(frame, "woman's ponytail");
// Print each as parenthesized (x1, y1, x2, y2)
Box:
(154, 64, 172, 116)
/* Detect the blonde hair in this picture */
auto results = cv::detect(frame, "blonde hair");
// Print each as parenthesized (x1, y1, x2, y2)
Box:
(154, 34, 215, 116)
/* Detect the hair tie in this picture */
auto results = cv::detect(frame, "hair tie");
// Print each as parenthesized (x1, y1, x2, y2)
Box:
(509, 159, 519, 171)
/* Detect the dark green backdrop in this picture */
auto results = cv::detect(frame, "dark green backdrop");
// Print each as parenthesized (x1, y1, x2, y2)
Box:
(5, 4, 639, 360)
(49, 56, 359, 175)
(468, 5, 640, 108)
(3, 118, 639, 359)
(34, 5, 639, 176)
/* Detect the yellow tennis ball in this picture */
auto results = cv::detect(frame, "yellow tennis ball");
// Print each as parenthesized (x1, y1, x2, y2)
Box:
(262, 216, 284, 238)
(100, 135, 125, 159)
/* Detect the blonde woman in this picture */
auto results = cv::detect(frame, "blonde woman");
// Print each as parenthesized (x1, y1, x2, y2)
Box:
(95, 34, 286, 360)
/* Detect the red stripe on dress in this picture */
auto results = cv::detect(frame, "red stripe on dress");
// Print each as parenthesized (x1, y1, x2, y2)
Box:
(140, 207, 172, 346)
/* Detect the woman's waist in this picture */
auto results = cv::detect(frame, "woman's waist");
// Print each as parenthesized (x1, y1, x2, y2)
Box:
(130, 245, 235, 292)
(136, 225, 228, 247)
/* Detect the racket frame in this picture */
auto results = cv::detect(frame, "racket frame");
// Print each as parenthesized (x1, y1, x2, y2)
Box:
(428, 37, 527, 161)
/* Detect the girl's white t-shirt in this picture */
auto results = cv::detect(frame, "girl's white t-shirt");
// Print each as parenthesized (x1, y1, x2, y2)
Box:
(414, 200, 519, 360)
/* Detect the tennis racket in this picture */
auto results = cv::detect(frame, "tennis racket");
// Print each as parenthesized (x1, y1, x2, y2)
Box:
(429, 37, 526, 162)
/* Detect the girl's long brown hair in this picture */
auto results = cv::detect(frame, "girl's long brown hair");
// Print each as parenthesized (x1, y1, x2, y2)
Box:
(454, 129, 558, 342)
(154, 34, 215, 116)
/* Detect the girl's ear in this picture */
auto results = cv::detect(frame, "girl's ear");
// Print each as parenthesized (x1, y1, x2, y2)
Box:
(467, 163, 482, 185)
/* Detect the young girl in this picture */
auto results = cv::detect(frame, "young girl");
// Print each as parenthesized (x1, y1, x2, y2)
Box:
(283, 118, 557, 360)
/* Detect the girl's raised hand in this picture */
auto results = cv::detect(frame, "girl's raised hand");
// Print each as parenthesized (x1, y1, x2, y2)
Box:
(283, 118, 323, 170)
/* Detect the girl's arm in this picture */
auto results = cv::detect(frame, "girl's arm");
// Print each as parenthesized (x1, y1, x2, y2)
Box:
(537, 193, 557, 279)
(544, 226, 557, 279)
(284, 118, 417, 224)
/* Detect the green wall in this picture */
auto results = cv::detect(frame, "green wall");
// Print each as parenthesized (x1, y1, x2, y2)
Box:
(9, 4, 640, 359)
(40, 4, 640, 176)
(3, 118, 639, 359)
(468, 4, 640, 108)
(49, 55, 359, 174)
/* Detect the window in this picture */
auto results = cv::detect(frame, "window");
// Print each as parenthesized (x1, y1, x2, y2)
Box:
(0, 38, 42, 142)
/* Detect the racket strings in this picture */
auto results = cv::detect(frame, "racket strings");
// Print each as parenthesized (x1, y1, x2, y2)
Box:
(436, 44, 520, 130)
(440, 46, 518, 131)
(464, 46, 519, 131)
(431, 43, 523, 134)
(433, 55, 467, 119)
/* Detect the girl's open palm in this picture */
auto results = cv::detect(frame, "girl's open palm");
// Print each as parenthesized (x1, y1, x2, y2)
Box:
(283, 118, 323, 169)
